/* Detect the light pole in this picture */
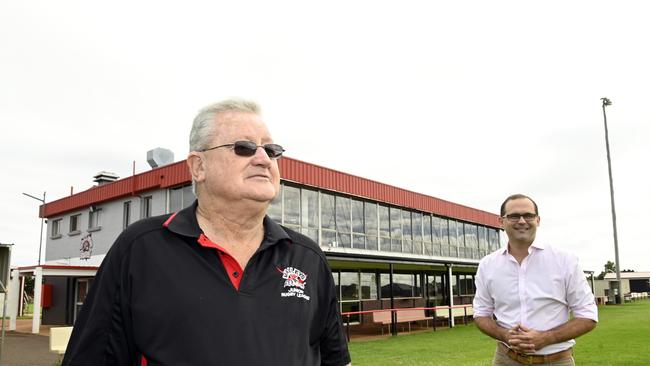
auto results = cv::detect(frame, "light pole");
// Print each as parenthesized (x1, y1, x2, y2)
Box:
(600, 97, 622, 304)
(22, 192, 46, 266)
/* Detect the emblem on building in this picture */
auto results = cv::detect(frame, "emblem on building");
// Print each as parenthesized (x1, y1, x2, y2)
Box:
(80, 233, 93, 260)
(277, 266, 310, 301)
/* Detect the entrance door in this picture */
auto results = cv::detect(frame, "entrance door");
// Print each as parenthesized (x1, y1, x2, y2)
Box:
(74, 278, 94, 322)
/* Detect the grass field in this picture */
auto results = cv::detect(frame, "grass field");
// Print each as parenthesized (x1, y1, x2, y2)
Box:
(348, 299, 650, 366)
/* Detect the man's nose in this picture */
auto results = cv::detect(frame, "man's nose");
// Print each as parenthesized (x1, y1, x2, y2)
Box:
(251, 146, 272, 165)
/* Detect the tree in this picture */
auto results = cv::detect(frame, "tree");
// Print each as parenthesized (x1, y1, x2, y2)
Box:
(596, 260, 617, 280)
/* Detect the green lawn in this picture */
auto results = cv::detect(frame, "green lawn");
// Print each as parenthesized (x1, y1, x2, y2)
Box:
(348, 299, 650, 366)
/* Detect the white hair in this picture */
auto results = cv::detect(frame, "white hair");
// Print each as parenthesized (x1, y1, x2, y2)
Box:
(189, 98, 261, 152)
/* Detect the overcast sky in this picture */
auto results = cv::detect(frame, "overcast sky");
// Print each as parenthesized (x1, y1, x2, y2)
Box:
(2, 1, 648, 273)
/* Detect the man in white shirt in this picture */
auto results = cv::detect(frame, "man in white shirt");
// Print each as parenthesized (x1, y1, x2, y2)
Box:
(473, 194, 597, 365)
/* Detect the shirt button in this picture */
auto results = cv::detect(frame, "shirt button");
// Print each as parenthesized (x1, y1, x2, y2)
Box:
(233, 271, 239, 278)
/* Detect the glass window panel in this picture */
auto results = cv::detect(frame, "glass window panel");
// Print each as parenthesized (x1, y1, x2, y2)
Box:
(380, 273, 390, 298)
(378, 205, 390, 237)
(413, 274, 422, 297)
(478, 226, 488, 255)
(364, 202, 378, 237)
(170, 187, 183, 213)
(489, 228, 500, 252)
(182, 185, 195, 207)
(402, 239, 412, 254)
(321, 194, 336, 230)
(283, 186, 300, 226)
(351, 199, 364, 233)
(380, 237, 391, 252)
(402, 211, 412, 240)
(391, 238, 402, 252)
(360, 273, 377, 300)
(341, 302, 360, 323)
(352, 234, 365, 249)
(390, 208, 402, 239)
(457, 221, 465, 246)
(322, 230, 337, 247)
(301, 189, 319, 229)
(267, 191, 282, 223)
(423, 215, 432, 243)
(412, 213, 422, 241)
(449, 220, 458, 257)
(300, 228, 319, 243)
(340, 272, 359, 301)
(413, 240, 423, 255)
(337, 231, 351, 248)
(465, 224, 478, 259)
(451, 274, 458, 296)
(335, 196, 351, 233)
(366, 236, 378, 251)
(424, 241, 433, 256)
(392, 274, 415, 298)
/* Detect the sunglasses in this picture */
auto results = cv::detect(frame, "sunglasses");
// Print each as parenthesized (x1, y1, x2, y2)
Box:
(201, 140, 285, 159)
(502, 213, 538, 223)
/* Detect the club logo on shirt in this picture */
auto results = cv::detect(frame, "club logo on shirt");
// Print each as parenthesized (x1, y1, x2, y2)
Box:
(277, 266, 310, 301)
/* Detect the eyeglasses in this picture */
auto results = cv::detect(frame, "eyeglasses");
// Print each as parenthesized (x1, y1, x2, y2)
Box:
(502, 213, 538, 223)
(201, 140, 285, 159)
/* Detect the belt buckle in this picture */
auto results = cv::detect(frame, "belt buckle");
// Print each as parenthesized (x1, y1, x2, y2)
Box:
(526, 355, 534, 365)
(519, 354, 534, 365)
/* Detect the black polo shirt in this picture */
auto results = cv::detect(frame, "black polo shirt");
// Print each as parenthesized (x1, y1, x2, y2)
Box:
(62, 201, 351, 366)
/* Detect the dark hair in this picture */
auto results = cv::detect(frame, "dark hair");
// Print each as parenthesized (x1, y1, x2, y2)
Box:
(500, 194, 539, 216)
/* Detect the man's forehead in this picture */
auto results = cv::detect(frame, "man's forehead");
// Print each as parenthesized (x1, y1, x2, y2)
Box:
(504, 198, 535, 212)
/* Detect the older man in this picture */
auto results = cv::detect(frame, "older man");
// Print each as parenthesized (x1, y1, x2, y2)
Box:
(63, 99, 351, 366)
(473, 194, 597, 365)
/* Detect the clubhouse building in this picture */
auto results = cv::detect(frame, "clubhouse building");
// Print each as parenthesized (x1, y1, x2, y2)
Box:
(10, 151, 503, 333)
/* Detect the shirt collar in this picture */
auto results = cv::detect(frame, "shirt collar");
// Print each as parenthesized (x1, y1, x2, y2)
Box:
(164, 199, 291, 247)
(499, 240, 546, 255)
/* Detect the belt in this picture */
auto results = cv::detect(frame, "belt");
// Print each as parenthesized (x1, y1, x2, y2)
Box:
(497, 343, 573, 365)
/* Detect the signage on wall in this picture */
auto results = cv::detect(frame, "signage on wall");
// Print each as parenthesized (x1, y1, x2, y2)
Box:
(80, 233, 93, 260)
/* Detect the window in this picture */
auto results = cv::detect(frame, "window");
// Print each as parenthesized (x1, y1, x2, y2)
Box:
(51, 219, 62, 238)
(300, 188, 319, 243)
(351, 199, 365, 249)
(360, 272, 378, 300)
(88, 208, 102, 231)
(267, 190, 282, 222)
(142, 196, 153, 218)
(169, 185, 195, 213)
(69, 214, 81, 234)
(283, 185, 300, 229)
(389, 207, 402, 252)
(380, 273, 418, 298)
(402, 211, 412, 254)
(412, 212, 423, 255)
(321, 193, 336, 246)
(378, 205, 390, 251)
(364, 202, 378, 251)
(335, 196, 351, 248)
(123, 201, 131, 229)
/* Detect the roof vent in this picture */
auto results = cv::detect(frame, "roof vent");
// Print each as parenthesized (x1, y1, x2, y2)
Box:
(147, 148, 175, 168)
(93, 171, 119, 185)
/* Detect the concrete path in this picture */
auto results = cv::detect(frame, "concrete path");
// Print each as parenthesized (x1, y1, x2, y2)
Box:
(1, 319, 60, 366)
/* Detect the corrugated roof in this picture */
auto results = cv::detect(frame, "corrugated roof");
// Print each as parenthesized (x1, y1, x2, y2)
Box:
(40, 156, 501, 228)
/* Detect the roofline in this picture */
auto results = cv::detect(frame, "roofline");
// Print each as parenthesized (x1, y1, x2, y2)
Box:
(16, 265, 100, 271)
(40, 156, 501, 228)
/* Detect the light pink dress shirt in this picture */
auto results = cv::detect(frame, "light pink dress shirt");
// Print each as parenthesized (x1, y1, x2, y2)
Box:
(473, 242, 598, 355)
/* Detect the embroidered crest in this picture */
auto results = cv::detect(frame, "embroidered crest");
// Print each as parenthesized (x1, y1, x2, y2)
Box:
(277, 266, 310, 301)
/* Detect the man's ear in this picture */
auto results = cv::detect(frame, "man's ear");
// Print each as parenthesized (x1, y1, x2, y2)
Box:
(187, 153, 205, 183)
(498, 216, 506, 229)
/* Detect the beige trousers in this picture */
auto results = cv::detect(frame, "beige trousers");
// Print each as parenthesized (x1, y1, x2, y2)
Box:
(492, 345, 575, 366)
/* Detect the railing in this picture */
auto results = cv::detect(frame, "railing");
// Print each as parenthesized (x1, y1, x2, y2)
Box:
(340, 304, 474, 340)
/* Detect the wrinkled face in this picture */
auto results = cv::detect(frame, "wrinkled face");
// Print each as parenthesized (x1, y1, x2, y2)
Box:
(192, 111, 280, 204)
(499, 198, 540, 246)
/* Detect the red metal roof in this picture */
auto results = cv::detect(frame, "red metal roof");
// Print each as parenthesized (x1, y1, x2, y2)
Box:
(40, 157, 500, 228)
